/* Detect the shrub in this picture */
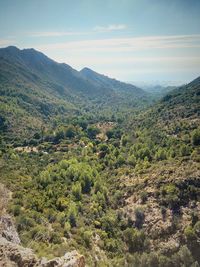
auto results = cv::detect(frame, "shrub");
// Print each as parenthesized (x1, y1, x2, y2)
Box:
(31, 225, 49, 242)
(184, 226, 196, 241)
(155, 148, 167, 161)
(104, 238, 118, 252)
(192, 129, 200, 146)
(135, 207, 145, 228)
(67, 202, 78, 227)
(82, 230, 92, 248)
(87, 126, 100, 139)
(140, 191, 148, 204)
(179, 144, 191, 156)
(177, 245, 194, 267)
(116, 155, 126, 167)
(81, 172, 93, 193)
(127, 155, 137, 167)
(63, 221, 71, 237)
(50, 232, 62, 244)
(123, 228, 146, 253)
(101, 212, 117, 236)
(191, 149, 200, 162)
(17, 215, 35, 231)
(11, 204, 21, 216)
(72, 182, 82, 201)
(160, 184, 180, 211)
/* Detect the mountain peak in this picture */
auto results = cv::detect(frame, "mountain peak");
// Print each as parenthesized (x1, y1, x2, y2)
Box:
(81, 67, 92, 72)
(80, 67, 99, 76)
(0, 46, 20, 54)
(6, 45, 19, 49)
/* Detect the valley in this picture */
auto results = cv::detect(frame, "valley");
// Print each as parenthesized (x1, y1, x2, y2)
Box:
(0, 47, 199, 267)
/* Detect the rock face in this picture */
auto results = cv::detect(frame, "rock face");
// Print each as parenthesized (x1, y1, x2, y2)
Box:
(0, 236, 37, 267)
(0, 237, 85, 267)
(41, 251, 85, 267)
(0, 226, 85, 267)
(0, 184, 85, 267)
(0, 215, 21, 245)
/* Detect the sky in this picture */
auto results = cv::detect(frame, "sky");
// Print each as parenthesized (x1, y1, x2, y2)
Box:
(0, 0, 200, 83)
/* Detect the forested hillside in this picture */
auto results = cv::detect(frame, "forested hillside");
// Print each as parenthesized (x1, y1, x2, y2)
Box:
(0, 47, 199, 266)
(0, 46, 149, 141)
(80, 67, 146, 98)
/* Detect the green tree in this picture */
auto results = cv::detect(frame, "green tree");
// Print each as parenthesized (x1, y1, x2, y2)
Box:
(192, 129, 200, 146)
(38, 170, 51, 188)
(72, 182, 82, 201)
(155, 148, 167, 161)
(135, 207, 145, 228)
(87, 126, 100, 139)
(123, 228, 146, 253)
(54, 127, 65, 142)
(65, 125, 76, 138)
(179, 144, 191, 156)
(67, 202, 78, 227)
(81, 172, 93, 193)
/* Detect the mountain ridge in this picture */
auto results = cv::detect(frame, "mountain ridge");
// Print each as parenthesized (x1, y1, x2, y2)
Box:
(0, 46, 149, 139)
(80, 66, 146, 96)
(0, 46, 146, 99)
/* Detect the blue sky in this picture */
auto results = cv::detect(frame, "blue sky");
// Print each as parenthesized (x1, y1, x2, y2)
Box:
(0, 0, 200, 83)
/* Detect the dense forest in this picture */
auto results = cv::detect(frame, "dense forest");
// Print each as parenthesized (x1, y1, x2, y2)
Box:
(0, 47, 199, 267)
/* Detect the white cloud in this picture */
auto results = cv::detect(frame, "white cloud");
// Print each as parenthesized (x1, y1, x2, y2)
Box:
(0, 39, 14, 46)
(35, 34, 200, 53)
(58, 56, 200, 67)
(22, 33, 200, 81)
(93, 24, 127, 32)
(33, 33, 200, 81)
(29, 31, 88, 37)
(29, 25, 127, 37)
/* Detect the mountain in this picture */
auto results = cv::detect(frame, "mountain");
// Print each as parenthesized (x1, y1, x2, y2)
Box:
(1, 45, 199, 266)
(148, 76, 200, 125)
(128, 76, 200, 147)
(0, 75, 199, 266)
(118, 76, 200, 265)
(0, 68, 199, 265)
(0, 46, 116, 99)
(0, 46, 146, 101)
(142, 85, 177, 99)
(80, 67, 146, 98)
(0, 46, 148, 139)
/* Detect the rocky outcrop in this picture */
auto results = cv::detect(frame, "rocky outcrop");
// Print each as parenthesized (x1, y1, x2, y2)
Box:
(0, 236, 37, 267)
(0, 237, 85, 267)
(41, 251, 85, 267)
(0, 215, 20, 245)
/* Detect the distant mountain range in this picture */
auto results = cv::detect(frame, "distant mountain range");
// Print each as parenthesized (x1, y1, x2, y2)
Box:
(0, 46, 146, 100)
(0, 46, 148, 138)
(0, 46, 199, 140)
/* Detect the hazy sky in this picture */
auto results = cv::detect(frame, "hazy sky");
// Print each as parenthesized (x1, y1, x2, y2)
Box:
(0, 0, 200, 83)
